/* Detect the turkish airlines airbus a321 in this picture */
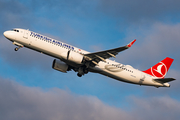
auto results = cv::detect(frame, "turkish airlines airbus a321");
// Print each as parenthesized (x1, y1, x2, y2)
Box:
(3, 28, 176, 88)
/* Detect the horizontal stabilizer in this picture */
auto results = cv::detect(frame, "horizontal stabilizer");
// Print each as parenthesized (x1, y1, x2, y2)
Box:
(153, 78, 176, 84)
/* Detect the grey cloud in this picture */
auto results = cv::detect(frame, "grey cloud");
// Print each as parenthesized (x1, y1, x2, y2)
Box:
(2, 0, 180, 32)
(0, 0, 27, 14)
(117, 23, 180, 70)
(1, 78, 180, 120)
(0, 78, 131, 120)
(98, 0, 180, 24)
(130, 96, 180, 120)
(115, 23, 180, 98)
(26, 0, 99, 21)
(0, 0, 31, 30)
(0, 0, 96, 47)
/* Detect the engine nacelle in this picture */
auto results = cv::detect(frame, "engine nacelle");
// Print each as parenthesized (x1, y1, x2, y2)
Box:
(52, 59, 69, 73)
(67, 51, 84, 64)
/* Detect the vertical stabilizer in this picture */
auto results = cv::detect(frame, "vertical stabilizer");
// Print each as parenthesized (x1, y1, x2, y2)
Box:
(143, 57, 174, 78)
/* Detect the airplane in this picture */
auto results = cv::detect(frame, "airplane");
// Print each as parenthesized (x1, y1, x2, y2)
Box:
(3, 28, 176, 88)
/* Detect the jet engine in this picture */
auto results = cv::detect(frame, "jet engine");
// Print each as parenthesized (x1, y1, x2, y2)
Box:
(67, 51, 84, 64)
(52, 59, 69, 73)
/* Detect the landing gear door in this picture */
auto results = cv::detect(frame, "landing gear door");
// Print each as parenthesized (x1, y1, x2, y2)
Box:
(23, 30, 28, 39)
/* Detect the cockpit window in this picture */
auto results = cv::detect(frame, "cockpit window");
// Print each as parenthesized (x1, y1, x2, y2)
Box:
(12, 29, 19, 32)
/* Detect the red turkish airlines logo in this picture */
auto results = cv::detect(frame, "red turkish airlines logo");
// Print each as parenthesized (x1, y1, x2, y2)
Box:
(151, 62, 167, 78)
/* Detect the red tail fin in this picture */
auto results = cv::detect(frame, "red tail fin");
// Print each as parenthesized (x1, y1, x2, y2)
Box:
(143, 57, 174, 78)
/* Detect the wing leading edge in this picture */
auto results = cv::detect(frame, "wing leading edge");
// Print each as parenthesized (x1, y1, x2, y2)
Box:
(84, 39, 136, 65)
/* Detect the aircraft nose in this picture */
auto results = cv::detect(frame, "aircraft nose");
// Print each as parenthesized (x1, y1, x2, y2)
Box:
(3, 31, 8, 38)
(3, 31, 10, 38)
(3, 31, 15, 40)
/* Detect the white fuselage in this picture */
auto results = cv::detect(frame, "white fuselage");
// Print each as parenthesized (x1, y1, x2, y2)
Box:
(3, 28, 169, 87)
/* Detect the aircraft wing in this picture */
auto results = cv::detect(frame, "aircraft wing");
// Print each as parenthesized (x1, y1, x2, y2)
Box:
(84, 39, 136, 65)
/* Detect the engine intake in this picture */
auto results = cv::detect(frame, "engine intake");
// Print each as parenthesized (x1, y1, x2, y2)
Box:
(52, 59, 69, 73)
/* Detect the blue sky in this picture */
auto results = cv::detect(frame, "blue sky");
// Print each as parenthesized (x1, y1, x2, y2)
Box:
(0, 0, 180, 119)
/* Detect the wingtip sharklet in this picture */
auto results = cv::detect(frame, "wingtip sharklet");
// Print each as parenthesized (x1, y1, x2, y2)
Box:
(127, 39, 136, 48)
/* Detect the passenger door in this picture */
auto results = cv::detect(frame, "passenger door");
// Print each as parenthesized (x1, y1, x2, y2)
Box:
(23, 30, 28, 39)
